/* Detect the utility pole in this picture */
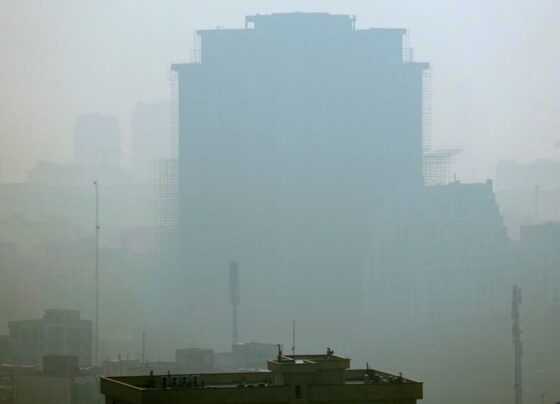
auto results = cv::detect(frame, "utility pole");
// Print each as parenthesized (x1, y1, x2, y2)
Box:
(512, 285, 523, 404)
(535, 185, 540, 224)
(142, 330, 146, 363)
(94, 180, 100, 366)
(228, 261, 240, 345)
(292, 320, 295, 359)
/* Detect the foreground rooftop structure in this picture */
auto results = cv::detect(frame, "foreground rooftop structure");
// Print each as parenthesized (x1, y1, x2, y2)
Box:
(101, 352, 422, 403)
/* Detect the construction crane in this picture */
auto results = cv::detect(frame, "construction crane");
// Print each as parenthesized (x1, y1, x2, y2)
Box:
(512, 285, 523, 404)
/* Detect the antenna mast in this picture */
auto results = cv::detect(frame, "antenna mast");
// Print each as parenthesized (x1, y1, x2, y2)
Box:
(94, 180, 100, 366)
(229, 261, 240, 345)
(512, 285, 523, 404)
(535, 185, 540, 223)
(292, 320, 295, 359)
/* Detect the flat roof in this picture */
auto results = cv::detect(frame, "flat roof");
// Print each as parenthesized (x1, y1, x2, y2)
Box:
(102, 367, 420, 391)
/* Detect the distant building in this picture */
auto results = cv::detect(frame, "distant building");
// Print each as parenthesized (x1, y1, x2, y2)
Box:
(517, 221, 560, 308)
(74, 114, 121, 170)
(232, 342, 278, 370)
(495, 160, 560, 238)
(27, 161, 85, 185)
(363, 180, 512, 336)
(26, 160, 131, 186)
(175, 348, 214, 373)
(102, 358, 176, 378)
(171, 11, 429, 345)
(101, 352, 423, 404)
(1, 310, 92, 366)
(14, 356, 101, 404)
(130, 100, 172, 182)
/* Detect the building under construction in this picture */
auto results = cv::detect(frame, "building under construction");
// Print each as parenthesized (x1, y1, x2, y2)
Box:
(170, 12, 429, 341)
(168, 13, 511, 352)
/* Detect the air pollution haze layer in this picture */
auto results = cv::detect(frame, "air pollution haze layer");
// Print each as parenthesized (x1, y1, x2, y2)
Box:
(0, 0, 559, 182)
(0, 3, 559, 404)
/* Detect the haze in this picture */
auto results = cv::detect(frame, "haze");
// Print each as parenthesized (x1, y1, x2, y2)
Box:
(1, 2, 560, 404)
(1, 0, 559, 182)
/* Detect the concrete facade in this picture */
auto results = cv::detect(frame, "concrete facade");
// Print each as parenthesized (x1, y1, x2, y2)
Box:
(170, 11, 428, 349)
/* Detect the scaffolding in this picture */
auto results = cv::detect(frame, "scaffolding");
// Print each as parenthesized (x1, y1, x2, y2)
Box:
(157, 158, 178, 231)
(402, 30, 413, 63)
(156, 65, 180, 251)
(422, 69, 432, 155)
(169, 68, 179, 159)
(423, 149, 461, 186)
(189, 30, 201, 64)
(413, 36, 458, 187)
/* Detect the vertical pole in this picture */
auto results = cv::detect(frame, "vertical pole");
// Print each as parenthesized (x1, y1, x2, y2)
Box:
(232, 304, 238, 345)
(535, 185, 540, 224)
(142, 330, 146, 363)
(229, 261, 240, 345)
(94, 180, 99, 366)
(292, 320, 295, 360)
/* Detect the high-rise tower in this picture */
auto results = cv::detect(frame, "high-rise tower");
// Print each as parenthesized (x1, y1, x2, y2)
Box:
(171, 13, 428, 344)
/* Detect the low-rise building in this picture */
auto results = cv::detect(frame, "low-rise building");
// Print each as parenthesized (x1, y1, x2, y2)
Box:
(232, 342, 278, 370)
(175, 348, 214, 373)
(2, 310, 92, 366)
(13, 356, 102, 404)
(101, 352, 422, 403)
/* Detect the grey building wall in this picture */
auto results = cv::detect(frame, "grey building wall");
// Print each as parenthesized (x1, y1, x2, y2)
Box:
(172, 13, 428, 347)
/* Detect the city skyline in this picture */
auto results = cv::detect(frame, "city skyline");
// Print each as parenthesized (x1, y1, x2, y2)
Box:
(1, 1, 559, 182)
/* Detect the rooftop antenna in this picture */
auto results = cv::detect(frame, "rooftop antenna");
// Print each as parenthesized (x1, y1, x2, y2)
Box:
(229, 261, 240, 345)
(142, 330, 146, 363)
(93, 180, 100, 366)
(512, 285, 523, 404)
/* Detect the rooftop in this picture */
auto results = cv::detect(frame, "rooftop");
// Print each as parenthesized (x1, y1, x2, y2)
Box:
(101, 353, 421, 392)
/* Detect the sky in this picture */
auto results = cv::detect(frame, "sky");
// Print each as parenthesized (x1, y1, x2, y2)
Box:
(0, 0, 559, 182)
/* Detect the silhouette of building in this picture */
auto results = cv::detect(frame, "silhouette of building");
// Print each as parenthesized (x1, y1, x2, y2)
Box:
(102, 358, 176, 378)
(14, 355, 101, 404)
(171, 12, 429, 343)
(130, 100, 172, 183)
(74, 114, 121, 170)
(175, 348, 214, 373)
(517, 221, 560, 308)
(363, 180, 512, 338)
(27, 161, 86, 185)
(0, 310, 92, 366)
(232, 342, 278, 370)
(101, 352, 423, 403)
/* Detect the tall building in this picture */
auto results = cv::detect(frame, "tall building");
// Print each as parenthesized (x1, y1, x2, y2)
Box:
(171, 13, 428, 344)
(74, 114, 121, 170)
